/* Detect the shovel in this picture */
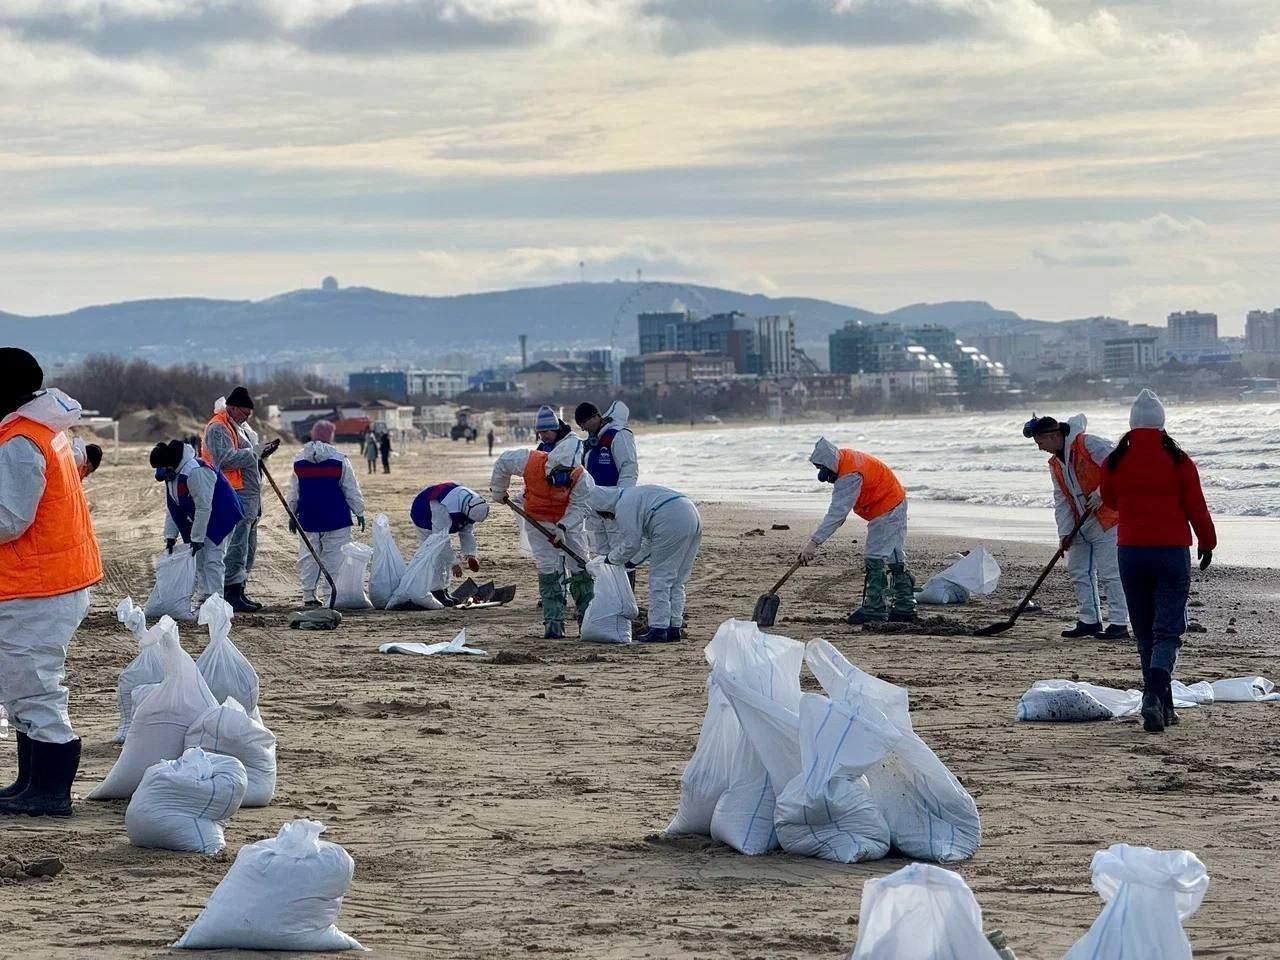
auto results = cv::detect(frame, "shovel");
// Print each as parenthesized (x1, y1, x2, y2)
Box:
(261, 460, 342, 629)
(973, 508, 1093, 637)
(752, 558, 804, 628)
(504, 499, 588, 567)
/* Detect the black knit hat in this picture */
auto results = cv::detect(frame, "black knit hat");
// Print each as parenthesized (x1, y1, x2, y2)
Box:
(226, 386, 254, 409)
(574, 402, 600, 426)
(1022, 415, 1063, 439)
(0, 347, 43, 411)
(149, 440, 185, 470)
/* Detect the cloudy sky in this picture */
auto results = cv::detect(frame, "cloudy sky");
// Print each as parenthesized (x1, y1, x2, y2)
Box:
(2, 0, 1277, 330)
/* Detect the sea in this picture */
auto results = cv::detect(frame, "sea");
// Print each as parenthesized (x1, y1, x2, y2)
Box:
(636, 401, 1280, 569)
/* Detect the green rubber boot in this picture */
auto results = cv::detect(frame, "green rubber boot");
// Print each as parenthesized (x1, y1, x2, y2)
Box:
(538, 572, 567, 638)
(848, 559, 890, 624)
(568, 570, 595, 624)
(888, 562, 918, 623)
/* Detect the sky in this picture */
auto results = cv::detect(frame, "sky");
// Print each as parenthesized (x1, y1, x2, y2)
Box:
(2, 0, 1277, 331)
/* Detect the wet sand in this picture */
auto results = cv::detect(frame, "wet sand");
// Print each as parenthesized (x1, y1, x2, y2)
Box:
(5, 437, 1279, 959)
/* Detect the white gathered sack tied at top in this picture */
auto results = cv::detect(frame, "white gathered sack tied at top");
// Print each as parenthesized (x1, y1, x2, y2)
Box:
(368, 513, 407, 609)
(184, 696, 278, 808)
(386, 530, 452, 610)
(916, 547, 1001, 605)
(579, 557, 639, 644)
(90, 617, 218, 800)
(195, 594, 261, 719)
(1063, 844, 1210, 960)
(849, 862, 1003, 959)
(380, 629, 487, 657)
(125, 747, 247, 854)
(1018, 675, 1280, 722)
(114, 598, 164, 744)
(145, 543, 198, 622)
(335, 540, 374, 611)
(173, 818, 365, 952)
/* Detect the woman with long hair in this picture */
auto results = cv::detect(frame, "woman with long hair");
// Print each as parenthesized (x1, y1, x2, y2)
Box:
(1101, 389, 1216, 733)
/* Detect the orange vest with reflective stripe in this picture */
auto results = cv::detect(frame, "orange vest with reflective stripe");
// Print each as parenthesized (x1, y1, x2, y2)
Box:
(202, 409, 245, 490)
(836, 448, 906, 521)
(0, 417, 103, 601)
(1049, 433, 1119, 530)
(523, 451, 583, 523)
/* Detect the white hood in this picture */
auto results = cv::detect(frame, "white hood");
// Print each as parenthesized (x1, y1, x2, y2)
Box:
(545, 433, 583, 474)
(1064, 413, 1088, 447)
(2, 388, 85, 433)
(299, 440, 342, 462)
(177, 443, 199, 471)
(603, 400, 630, 429)
(588, 485, 624, 513)
(809, 437, 839, 472)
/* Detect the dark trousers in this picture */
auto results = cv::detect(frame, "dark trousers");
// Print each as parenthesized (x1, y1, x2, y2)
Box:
(1118, 545, 1190, 676)
(381, 451, 390, 473)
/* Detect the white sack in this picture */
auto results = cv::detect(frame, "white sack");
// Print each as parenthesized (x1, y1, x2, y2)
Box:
(114, 600, 164, 744)
(1063, 844, 1210, 960)
(1210, 676, 1280, 702)
(665, 677, 739, 837)
(185, 697, 278, 808)
(368, 513, 407, 609)
(379, 629, 487, 657)
(580, 557, 638, 644)
(145, 544, 197, 622)
(195, 595, 260, 716)
(91, 618, 218, 800)
(386, 531, 452, 610)
(915, 578, 970, 605)
(335, 541, 374, 611)
(174, 818, 364, 952)
(850, 862, 1003, 959)
(130, 682, 160, 717)
(916, 548, 1001, 605)
(125, 747, 247, 854)
(1016, 676, 1269, 721)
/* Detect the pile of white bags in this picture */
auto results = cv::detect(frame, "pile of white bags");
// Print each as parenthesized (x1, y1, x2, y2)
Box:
(916, 547, 1001, 605)
(90, 618, 218, 800)
(387, 530, 452, 610)
(579, 558, 639, 644)
(125, 748, 247, 854)
(1064, 845, 1209, 960)
(368, 513, 407, 609)
(174, 819, 364, 951)
(185, 697, 278, 807)
(1018, 675, 1280, 722)
(195, 595, 261, 721)
(334, 541, 374, 611)
(849, 863, 1004, 959)
(145, 544, 198, 621)
(114, 599, 164, 744)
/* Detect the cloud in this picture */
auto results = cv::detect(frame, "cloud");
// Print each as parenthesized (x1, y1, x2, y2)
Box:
(1032, 213, 1209, 269)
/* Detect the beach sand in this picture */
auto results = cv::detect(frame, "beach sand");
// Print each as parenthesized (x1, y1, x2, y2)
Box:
(5, 437, 1279, 959)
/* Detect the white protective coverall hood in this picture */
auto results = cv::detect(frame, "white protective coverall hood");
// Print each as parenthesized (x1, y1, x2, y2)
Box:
(545, 433, 584, 475)
(603, 400, 630, 428)
(1, 388, 85, 435)
(810, 437, 840, 472)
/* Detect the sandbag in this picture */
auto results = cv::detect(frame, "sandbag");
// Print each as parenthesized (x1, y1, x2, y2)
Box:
(386, 531, 452, 610)
(185, 697, 278, 808)
(665, 677, 739, 837)
(579, 557, 638, 644)
(850, 862, 1003, 959)
(915, 548, 1000, 605)
(145, 544, 197, 622)
(195, 595, 260, 717)
(1064, 844, 1210, 960)
(1016, 677, 1245, 721)
(114, 600, 164, 744)
(125, 748, 247, 854)
(90, 618, 218, 800)
(335, 541, 374, 611)
(174, 818, 364, 952)
(369, 513, 407, 609)
(1209, 676, 1280, 702)
(130, 682, 161, 717)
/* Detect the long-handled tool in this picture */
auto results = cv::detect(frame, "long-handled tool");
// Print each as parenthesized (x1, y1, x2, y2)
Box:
(504, 499, 588, 567)
(260, 460, 343, 628)
(973, 508, 1093, 637)
(752, 558, 804, 628)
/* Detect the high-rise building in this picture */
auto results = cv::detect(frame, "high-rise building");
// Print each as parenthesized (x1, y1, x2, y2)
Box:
(1246, 309, 1280, 354)
(829, 322, 908, 374)
(753, 315, 795, 375)
(638, 310, 793, 376)
(1103, 337, 1159, 378)
(1167, 310, 1219, 362)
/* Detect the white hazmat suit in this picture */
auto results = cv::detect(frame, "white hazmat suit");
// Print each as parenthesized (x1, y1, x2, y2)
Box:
(162, 444, 229, 602)
(287, 440, 366, 604)
(581, 401, 639, 555)
(490, 436, 594, 576)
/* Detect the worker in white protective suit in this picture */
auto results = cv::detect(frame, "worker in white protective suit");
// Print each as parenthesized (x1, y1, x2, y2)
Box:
(591, 484, 701, 643)
(491, 434, 595, 638)
(0, 348, 103, 818)
(800, 437, 917, 624)
(410, 481, 490, 605)
(574, 400, 639, 560)
(1024, 413, 1130, 639)
(287, 420, 366, 606)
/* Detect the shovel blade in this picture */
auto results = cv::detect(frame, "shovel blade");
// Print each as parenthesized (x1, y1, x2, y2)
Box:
(752, 593, 780, 628)
(452, 578, 479, 603)
(492, 584, 517, 605)
(474, 581, 495, 602)
(973, 619, 1014, 637)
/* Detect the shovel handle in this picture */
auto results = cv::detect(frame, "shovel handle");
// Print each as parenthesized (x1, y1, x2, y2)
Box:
(504, 499, 588, 567)
(767, 558, 804, 597)
(261, 459, 338, 610)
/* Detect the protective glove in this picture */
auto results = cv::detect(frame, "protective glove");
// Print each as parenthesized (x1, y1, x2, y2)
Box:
(191, 540, 204, 555)
(452, 563, 464, 579)
(465, 555, 480, 572)
(356, 515, 366, 531)
(798, 538, 819, 564)
(1085, 490, 1103, 510)
(260, 439, 281, 460)
(1198, 548, 1213, 571)
(288, 518, 298, 535)
(550, 524, 566, 548)
(165, 538, 176, 555)
(493, 491, 511, 505)
(1061, 535, 1075, 552)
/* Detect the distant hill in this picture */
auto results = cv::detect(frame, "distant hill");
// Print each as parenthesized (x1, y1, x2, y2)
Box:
(0, 281, 1027, 368)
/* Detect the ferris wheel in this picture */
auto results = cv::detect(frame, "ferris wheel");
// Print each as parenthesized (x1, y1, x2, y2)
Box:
(607, 281, 712, 357)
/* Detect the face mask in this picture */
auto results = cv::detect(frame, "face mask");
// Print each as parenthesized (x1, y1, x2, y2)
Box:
(155, 467, 175, 482)
(549, 467, 574, 487)
(817, 466, 837, 484)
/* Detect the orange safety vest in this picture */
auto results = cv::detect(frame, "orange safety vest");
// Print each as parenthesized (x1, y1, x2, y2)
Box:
(202, 409, 245, 490)
(0, 417, 103, 601)
(836, 448, 906, 521)
(522, 450, 583, 523)
(1049, 433, 1119, 530)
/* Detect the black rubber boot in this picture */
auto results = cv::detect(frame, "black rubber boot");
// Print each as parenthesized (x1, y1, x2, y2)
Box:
(638, 626, 677, 643)
(224, 583, 256, 614)
(1161, 675, 1180, 726)
(544, 621, 565, 640)
(666, 626, 684, 641)
(1141, 668, 1169, 733)
(1062, 621, 1103, 639)
(238, 588, 264, 612)
(1102, 624, 1131, 640)
(0, 737, 80, 817)
(0, 732, 32, 799)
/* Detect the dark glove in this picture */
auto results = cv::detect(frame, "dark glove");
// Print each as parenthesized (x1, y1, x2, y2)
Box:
(260, 439, 281, 460)
(356, 515, 366, 531)
(289, 518, 298, 535)
(191, 541, 204, 555)
(1198, 548, 1212, 571)
(466, 555, 480, 572)
(624, 561, 637, 570)
(165, 538, 176, 555)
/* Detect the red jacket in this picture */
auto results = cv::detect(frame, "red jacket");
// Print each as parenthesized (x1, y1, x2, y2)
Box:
(1100, 429, 1216, 550)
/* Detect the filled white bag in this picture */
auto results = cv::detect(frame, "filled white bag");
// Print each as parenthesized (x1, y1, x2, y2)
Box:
(90, 618, 218, 800)
(665, 677, 739, 837)
(114, 599, 164, 744)
(1209, 676, 1280, 702)
(174, 818, 364, 952)
(130, 682, 161, 717)
(185, 697, 278, 808)
(145, 543, 198, 622)
(386, 531, 452, 610)
(850, 862, 1003, 959)
(1017, 679, 1134, 721)
(915, 548, 1000, 605)
(368, 513, 408, 609)
(335, 541, 374, 611)
(807, 639, 981, 862)
(125, 748, 247, 854)
(195, 595, 260, 718)
(580, 557, 638, 644)
(1064, 844, 1210, 960)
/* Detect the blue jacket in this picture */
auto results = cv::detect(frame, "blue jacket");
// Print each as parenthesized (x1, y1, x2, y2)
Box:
(167, 461, 244, 545)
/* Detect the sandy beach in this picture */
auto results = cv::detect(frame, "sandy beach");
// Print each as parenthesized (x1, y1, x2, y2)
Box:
(5, 436, 1279, 959)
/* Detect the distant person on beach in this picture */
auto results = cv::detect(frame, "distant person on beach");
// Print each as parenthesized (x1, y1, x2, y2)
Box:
(487, 428, 495, 456)
(379, 430, 392, 474)
(287, 420, 365, 607)
(1024, 413, 1130, 640)
(0, 348, 102, 818)
(799, 438, 917, 625)
(363, 430, 378, 474)
(534, 404, 573, 452)
(1101, 389, 1216, 734)
(410, 482, 490, 605)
